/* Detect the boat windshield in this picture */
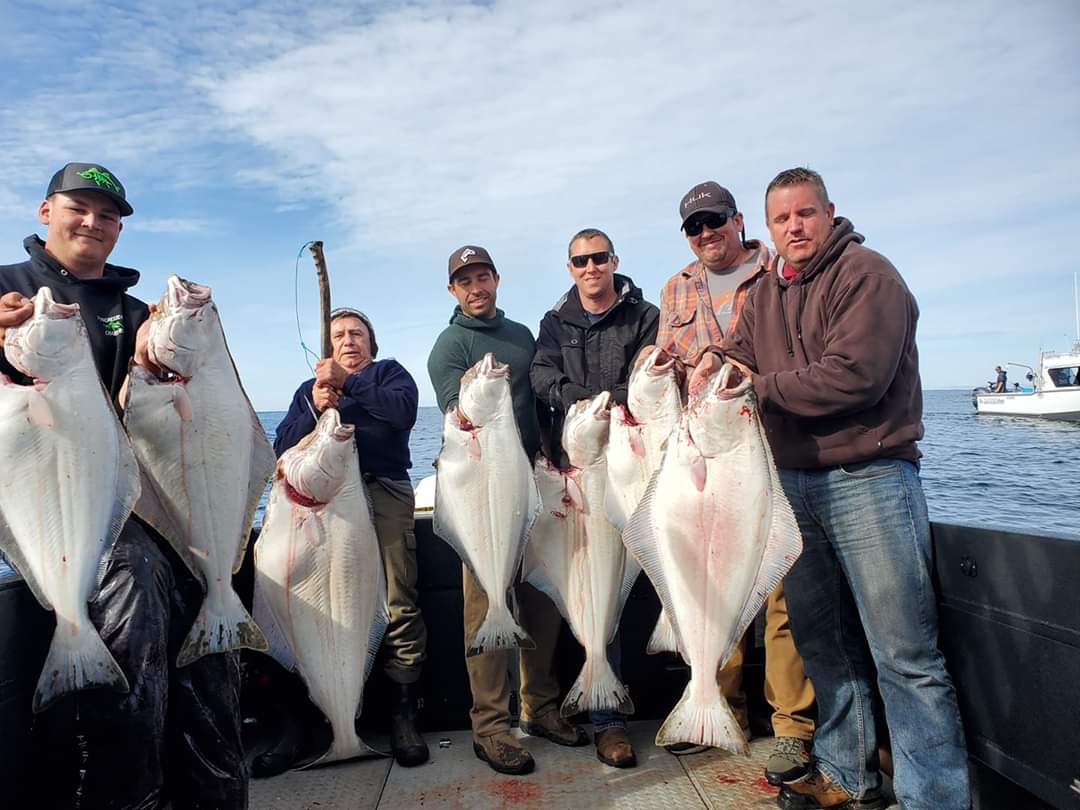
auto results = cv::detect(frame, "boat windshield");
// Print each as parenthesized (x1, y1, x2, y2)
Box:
(1046, 366, 1080, 388)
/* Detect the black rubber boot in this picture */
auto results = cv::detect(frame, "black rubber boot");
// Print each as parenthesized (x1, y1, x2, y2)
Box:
(390, 683, 429, 767)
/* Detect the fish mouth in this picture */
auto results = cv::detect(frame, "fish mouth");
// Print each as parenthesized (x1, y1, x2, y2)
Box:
(479, 353, 509, 378)
(713, 363, 752, 399)
(590, 391, 612, 417)
(645, 348, 675, 376)
(284, 480, 327, 508)
(166, 275, 213, 310)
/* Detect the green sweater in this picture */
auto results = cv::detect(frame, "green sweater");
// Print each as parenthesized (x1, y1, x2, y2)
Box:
(427, 306, 541, 458)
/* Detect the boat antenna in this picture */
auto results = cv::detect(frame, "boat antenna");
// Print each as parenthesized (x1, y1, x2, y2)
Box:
(1074, 271, 1079, 347)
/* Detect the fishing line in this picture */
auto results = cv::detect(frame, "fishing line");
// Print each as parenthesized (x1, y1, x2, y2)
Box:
(293, 241, 322, 422)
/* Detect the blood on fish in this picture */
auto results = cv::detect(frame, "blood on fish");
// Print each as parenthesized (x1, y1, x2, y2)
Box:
(739, 405, 752, 418)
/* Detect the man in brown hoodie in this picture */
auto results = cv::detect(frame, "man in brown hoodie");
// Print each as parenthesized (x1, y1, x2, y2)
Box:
(693, 168, 969, 810)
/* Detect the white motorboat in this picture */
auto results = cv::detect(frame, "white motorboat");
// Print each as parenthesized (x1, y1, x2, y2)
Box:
(973, 275, 1080, 420)
(973, 345, 1080, 420)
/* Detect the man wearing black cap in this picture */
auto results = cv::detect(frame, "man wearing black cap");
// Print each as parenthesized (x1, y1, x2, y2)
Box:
(0, 163, 248, 809)
(529, 227, 660, 769)
(273, 306, 430, 768)
(654, 182, 816, 786)
(427, 245, 587, 776)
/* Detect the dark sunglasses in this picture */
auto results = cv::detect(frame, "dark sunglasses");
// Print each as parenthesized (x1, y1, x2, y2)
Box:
(683, 212, 730, 237)
(569, 251, 611, 269)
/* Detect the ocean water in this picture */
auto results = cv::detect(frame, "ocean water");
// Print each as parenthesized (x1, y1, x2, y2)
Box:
(0, 390, 1074, 582)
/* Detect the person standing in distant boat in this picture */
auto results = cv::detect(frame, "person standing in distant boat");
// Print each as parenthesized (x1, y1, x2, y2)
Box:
(693, 167, 969, 810)
(529, 227, 659, 769)
(427, 245, 588, 776)
(0, 162, 247, 809)
(992, 366, 1007, 393)
(273, 307, 429, 769)
(653, 181, 816, 786)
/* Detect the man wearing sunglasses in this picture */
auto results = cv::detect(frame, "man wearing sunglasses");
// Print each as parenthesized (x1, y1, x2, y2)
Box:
(530, 228, 659, 769)
(275, 307, 430, 769)
(428, 245, 588, 776)
(693, 168, 969, 810)
(655, 181, 816, 788)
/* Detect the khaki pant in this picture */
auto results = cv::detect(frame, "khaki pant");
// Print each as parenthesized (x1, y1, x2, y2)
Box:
(369, 482, 427, 684)
(462, 567, 562, 739)
(718, 580, 815, 740)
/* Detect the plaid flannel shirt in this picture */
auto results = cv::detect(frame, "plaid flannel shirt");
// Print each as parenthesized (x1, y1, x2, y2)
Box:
(656, 240, 772, 367)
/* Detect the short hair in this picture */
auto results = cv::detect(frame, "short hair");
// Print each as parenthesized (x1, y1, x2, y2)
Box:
(568, 228, 614, 257)
(330, 308, 379, 358)
(765, 167, 830, 210)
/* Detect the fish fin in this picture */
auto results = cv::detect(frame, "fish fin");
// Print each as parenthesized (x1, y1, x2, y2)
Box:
(33, 615, 129, 713)
(656, 679, 748, 755)
(172, 384, 193, 421)
(561, 653, 635, 718)
(27, 389, 54, 428)
(731, 464, 804, 647)
(0, 516, 52, 610)
(236, 421, 276, 574)
(360, 565, 391, 714)
(176, 585, 268, 667)
(646, 608, 682, 656)
(467, 601, 533, 656)
(622, 434, 689, 658)
(252, 565, 299, 674)
(522, 553, 570, 626)
(132, 470, 202, 580)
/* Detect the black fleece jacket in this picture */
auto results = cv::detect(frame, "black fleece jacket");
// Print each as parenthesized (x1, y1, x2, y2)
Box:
(530, 274, 658, 466)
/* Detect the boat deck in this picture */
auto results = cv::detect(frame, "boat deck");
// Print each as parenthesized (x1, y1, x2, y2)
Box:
(251, 721, 899, 810)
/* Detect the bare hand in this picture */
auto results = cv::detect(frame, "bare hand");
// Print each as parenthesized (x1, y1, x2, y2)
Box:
(315, 358, 349, 390)
(688, 351, 723, 397)
(312, 381, 339, 412)
(0, 292, 34, 348)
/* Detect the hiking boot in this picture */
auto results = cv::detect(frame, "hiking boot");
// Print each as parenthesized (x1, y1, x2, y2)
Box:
(389, 683, 429, 767)
(777, 769, 886, 810)
(595, 727, 637, 768)
(473, 732, 535, 775)
(765, 736, 811, 785)
(519, 709, 588, 747)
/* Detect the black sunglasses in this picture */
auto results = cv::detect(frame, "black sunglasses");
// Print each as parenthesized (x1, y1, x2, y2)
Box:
(683, 212, 730, 237)
(569, 251, 611, 269)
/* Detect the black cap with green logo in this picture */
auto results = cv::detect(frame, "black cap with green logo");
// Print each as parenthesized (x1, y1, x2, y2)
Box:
(46, 162, 133, 216)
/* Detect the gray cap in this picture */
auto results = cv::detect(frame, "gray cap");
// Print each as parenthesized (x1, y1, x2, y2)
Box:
(679, 181, 736, 229)
(46, 162, 133, 216)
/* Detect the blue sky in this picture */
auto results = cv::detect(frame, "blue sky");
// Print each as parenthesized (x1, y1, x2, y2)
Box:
(2, 0, 1078, 409)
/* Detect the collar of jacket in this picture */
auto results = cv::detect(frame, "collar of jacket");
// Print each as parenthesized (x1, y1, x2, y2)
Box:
(770, 218, 863, 287)
(680, 239, 773, 283)
(22, 234, 141, 291)
(449, 305, 505, 329)
(550, 273, 641, 327)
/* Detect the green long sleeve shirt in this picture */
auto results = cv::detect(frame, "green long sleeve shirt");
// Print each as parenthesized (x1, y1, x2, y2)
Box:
(427, 306, 541, 458)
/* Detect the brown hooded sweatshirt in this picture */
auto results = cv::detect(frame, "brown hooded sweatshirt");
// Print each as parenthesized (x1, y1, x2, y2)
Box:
(721, 217, 923, 470)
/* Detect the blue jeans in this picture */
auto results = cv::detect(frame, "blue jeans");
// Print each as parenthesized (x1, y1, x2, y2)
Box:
(590, 631, 627, 732)
(779, 459, 969, 810)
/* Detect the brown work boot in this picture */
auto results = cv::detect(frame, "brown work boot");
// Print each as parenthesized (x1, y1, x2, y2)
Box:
(473, 732, 535, 775)
(595, 726, 637, 768)
(777, 769, 886, 809)
(519, 709, 588, 747)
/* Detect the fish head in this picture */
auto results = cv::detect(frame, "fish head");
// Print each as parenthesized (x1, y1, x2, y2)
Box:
(562, 391, 611, 468)
(2, 287, 84, 381)
(279, 408, 357, 505)
(147, 275, 215, 378)
(457, 352, 511, 425)
(628, 347, 682, 423)
(686, 363, 756, 457)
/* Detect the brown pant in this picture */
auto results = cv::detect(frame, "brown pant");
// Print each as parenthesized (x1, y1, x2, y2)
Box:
(718, 580, 815, 740)
(369, 481, 427, 684)
(462, 566, 562, 739)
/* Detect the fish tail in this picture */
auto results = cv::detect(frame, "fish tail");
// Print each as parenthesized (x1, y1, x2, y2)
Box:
(656, 681, 748, 755)
(561, 654, 635, 717)
(304, 734, 388, 767)
(33, 618, 129, 713)
(176, 586, 268, 667)
(467, 603, 533, 657)
(646, 609, 681, 656)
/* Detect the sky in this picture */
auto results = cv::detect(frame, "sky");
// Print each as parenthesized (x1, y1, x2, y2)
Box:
(1, 0, 1078, 410)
